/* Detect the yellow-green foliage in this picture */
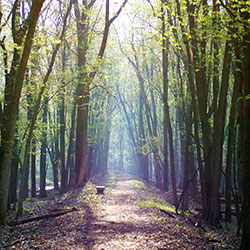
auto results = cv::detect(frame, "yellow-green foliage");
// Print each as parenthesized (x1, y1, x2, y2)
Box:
(134, 180, 146, 190)
(76, 181, 103, 209)
(138, 196, 175, 213)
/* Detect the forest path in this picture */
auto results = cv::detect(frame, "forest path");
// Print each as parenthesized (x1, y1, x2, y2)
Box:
(87, 172, 208, 250)
(1, 172, 238, 249)
(88, 172, 163, 249)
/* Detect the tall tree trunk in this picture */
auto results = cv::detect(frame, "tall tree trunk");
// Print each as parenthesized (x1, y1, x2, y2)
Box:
(17, 2, 72, 215)
(225, 66, 238, 222)
(50, 109, 59, 190)
(209, 41, 231, 225)
(182, 112, 192, 211)
(31, 140, 37, 197)
(39, 97, 48, 198)
(138, 90, 149, 181)
(8, 137, 19, 210)
(163, 113, 169, 191)
(119, 126, 124, 172)
(60, 45, 67, 194)
(174, 0, 206, 216)
(161, 2, 178, 205)
(73, 0, 128, 187)
(67, 104, 76, 187)
(102, 130, 111, 174)
(86, 145, 94, 179)
(240, 11, 250, 248)
(0, 0, 45, 224)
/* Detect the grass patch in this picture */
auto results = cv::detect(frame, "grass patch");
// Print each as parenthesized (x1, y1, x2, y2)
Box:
(134, 180, 146, 190)
(46, 178, 54, 185)
(77, 181, 106, 210)
(23, 205, 37, 212)
(138, 196, 176, 214)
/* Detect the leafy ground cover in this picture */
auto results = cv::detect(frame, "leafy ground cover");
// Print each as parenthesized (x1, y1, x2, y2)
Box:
(0, 172, 240, 249)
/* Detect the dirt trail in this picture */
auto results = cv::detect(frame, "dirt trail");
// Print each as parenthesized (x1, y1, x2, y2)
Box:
(1, 172, 239, 249)
(88, 173, 161, 249)
(87, 172, 207, 250)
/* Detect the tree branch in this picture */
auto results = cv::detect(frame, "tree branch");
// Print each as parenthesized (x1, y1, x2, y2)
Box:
(0, 36, 8, 81)
(109, 0, 129, 25)
(8, 208, 78, 226)
(88, 0, 97, 9)
(145, 0, 156, 17)
(0, 3, 13, 34)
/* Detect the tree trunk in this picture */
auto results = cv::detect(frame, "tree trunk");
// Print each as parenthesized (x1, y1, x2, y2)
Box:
(138, 90, 149, 182)
(67, 104, 76, 187)
(0, 0, 45, 224)
(240, 19, 250, 249)
(8, 137, 19, 210)
(54, 111, 60, 190)
(163, 114, 169, 191)
(102, 130, 111, 174)
(75, 83, 90, 186)
(225, 67, 238, 222)
(39, 97, 48, 198)
(86, 145, 94, 179)
(119, 127, 124, 172)
(31, 140, 37, 197)
(161, 3, 177, 204)
(73, 0, 128, 187)
(182, 115, 191, 211)
(60, 45, 67, 194)
(17, 2, 71, 214)
(209, 40, 231, 225)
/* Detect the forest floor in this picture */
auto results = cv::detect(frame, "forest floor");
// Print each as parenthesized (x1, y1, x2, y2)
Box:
(0, 172, 240, 249)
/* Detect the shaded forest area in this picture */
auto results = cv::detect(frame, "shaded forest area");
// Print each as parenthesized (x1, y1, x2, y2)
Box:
(0, 0, 249, 249)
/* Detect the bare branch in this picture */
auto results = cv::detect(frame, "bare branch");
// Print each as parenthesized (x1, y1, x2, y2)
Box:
(145, 0, 156, 17)
(0, 36, 8, 80)
(109, 0, 128, 25)
(88, 0, 97, 9)
(11, 0, 20, 42)
(0, 4, 14, 34)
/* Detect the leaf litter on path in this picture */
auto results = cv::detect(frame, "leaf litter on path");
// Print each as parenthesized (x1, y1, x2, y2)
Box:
(0, 172, 240, 249)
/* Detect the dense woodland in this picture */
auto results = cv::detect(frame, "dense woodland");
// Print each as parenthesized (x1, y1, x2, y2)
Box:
(0, 0, 249, 249)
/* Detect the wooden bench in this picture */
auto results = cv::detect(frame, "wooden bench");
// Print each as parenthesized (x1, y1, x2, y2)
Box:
(96, 186, 105, 194)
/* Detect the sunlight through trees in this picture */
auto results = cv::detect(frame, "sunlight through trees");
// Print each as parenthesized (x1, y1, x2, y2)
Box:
(0, 0, 249, 248)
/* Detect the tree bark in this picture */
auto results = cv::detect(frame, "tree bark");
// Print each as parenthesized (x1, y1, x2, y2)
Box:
(0, 0, 45, 224)
(31, 140, 37, 197)
(161, 1, 178, 204)
(240, 9, 250, 248)
(60, 44, 67, 194)
(73, 0, 128, 187)
(8, 137, 19, 210)
(67, 104, 76, 187)
(208, 40, 231, 225)
(39, 97, 48, 198)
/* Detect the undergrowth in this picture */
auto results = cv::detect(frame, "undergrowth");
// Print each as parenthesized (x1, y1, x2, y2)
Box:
(138, 196, 175, 214)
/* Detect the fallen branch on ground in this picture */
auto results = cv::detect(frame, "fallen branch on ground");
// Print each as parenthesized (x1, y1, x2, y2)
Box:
(158, 208, 176, 218)
(1, 237, 25, 249)
(8, 207, 78, 226)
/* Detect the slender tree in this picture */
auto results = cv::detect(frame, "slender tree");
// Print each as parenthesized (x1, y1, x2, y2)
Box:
(0, 0, 45, 224)
(73, 0, 128, 187)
